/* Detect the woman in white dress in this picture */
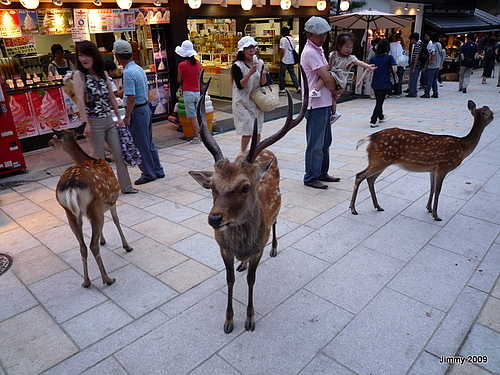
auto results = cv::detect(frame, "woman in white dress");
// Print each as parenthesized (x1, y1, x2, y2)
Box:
(231, 36, 270, 152)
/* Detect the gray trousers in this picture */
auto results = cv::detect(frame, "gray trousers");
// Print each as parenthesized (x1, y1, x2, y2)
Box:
(87, 116, 134, 193)
(459, 65, 472, 90)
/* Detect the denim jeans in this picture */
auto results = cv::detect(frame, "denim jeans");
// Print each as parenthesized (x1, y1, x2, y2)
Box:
(391, 66, 404, 95)
(279, 62, 300, 91)
(304, 106, 332, 184)
(424, 68, 439, 97)
(409, 65, 422, 96)
(129, 105, 164, 180)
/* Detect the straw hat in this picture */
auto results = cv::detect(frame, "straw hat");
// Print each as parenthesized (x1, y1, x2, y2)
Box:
(175, 40, 197, 58)
(237, 36, 258, 52)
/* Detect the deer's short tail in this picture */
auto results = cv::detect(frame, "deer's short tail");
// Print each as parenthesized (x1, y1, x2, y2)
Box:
(57, 189, 82, 218)
(356, 135, 372, 150)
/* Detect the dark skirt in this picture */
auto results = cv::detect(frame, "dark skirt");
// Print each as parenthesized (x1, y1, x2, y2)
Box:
(482, 58, 495, 78)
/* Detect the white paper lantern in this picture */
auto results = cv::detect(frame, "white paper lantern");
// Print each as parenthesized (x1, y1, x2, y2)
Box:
(241, 0, 253, 11)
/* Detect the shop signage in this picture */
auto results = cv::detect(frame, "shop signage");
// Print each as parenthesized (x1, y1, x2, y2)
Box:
(135, 8, 170, 25)
(29, 88, 70, 134)
(2, 36, 36, 57)
(72, 9, 91, 42)
(8, 92, 38, 139)
(147, 71, 171, 118)
(112, 9, 135, 32)
(18, 10, 40, 36)
(0, 10, 22, 38)
(37, 9, 74, 35)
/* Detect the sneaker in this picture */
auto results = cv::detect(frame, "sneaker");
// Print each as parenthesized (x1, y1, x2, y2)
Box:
(378, 116, 388, 123)
(309, 89, 321, 98)
(458, 88, 463, 92)
(395, 95, 401, 99)
(439, 83, 444, 87)
(420, 94, 431, 98)
(404, 88, 410, 93)
(370, 94, 375, 99)
(431, 94, 438, 98)
(189, 136, 201, 144)
(462, 88, 467, 93)
(370, 123, 379, 128)
(405, 94, 417, 97)
(296, 87, 301, 94)
(279, 89, 286, 94)
(330, 112, 341, 124)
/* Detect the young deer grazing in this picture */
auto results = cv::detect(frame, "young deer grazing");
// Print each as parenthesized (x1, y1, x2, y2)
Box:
(350, 100, 494, 221)
(189, 69, 308, 333)
(49, 124, 133, 287)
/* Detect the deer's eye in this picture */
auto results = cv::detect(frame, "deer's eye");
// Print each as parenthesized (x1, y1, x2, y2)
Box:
(241, 185, 250, 194)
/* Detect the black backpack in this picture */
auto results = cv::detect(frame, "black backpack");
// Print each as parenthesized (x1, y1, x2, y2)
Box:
(419, 43, 429, 65)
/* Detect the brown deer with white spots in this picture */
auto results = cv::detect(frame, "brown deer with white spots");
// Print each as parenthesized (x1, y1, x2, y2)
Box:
(189, 69, 308, 333)
(49, 124, 132, 287)
(350, 100, 494, 221)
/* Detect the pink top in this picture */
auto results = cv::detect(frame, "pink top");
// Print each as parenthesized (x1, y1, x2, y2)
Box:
(178, 60, 202, 92)
(301, 39, 332, 109)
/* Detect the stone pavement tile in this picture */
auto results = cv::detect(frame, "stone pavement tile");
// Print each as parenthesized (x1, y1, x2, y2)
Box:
(453, 158, 499, 182)
(42, 309, 169, 375)
(96, 264, 177, 318)
(61, 301, 133, 349)
(11, 245, 69, 285)
(280, 205, 320, 225)
(304, 200, 349, 229)
(477, 295, 500, 332)
(389, 245, 479, 312)
(18, 184, 55, 204)
(0, 306, 78, 375)
(468, 243, 500, 293)
(0, 272, 38, 322)
(305, 246, 405, 314)
(59, 246, 129, 282)
(145, 199, 200, 223)
(0, 227, 40, 255)
(157, 259, 217, 293)
(0, 198, 43, 219)
(116, 237, 187, 276)
(15, 210, 65, 235)
(481, 172, 500, 196)
(117, 190, 165, 209)
(439, 174, 484, 202)
(460, 191, 500, 224)
(448, 361, 493, 375)
(492, 279, 500, 298)
(0, 210, 19, 233)
(401, 193, 467, 225)
(38, 175, 59, 190)
(103, 202, 155, 227)
(458, 324, 500, 374)
(187, 195, 217, 214)
(299, 353, 356, 375)
(294, 215, 377, 263)
(275, 223, 314, 251)
(189, 355, 240, 375)
(37, 197, 66, 219)
(325, 288, 444, 375)
(0, 189, 24, 205)
(233, 247, 330, 317)
(220, 290, 353, 375)
(29, 268, 108, 323)
(378, 173, 429, 201)
(115, 291, 235, 375)
(361, 215, 441, 262)
(155, 186, 207, 205)
(131, 216, 194, 245)
(170, 232, 223, 271)
(180, 212, 216, 237)
(426, 286, 488, 358)
(408, 351, 448, 375)
(35, 223, 83, 254)
(430, 214, 499, 260)
(80, 357, 128, 375)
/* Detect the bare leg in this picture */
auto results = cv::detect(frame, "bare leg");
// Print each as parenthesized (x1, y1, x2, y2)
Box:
(189, 116, 200, 137)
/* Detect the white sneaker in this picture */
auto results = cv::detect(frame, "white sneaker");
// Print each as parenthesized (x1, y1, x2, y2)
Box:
(189, 136, 201, 144)
(330, 112, 341, 124)
(378, 116, 388, 123)
(279, 89, 286, 94)
(309, 89, 321, 98)
(296, 87, 301, 94)
(370, 123, 379, 128)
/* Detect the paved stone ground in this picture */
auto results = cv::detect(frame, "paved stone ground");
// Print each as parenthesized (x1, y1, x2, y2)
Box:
(0, 67, 499, 375)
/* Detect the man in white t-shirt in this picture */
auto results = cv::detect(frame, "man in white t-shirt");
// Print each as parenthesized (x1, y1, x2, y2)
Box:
(279, 27, 301, 94)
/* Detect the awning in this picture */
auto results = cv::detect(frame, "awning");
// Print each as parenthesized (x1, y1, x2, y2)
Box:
(424, 9, 500, 35)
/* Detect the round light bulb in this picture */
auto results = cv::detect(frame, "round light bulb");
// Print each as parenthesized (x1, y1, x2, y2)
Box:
(188, 0, 201, 8)
(316, 0, 326, 11)
(241, 0, 252, 10)
(339, 0, 349, 11)
(280, 0, 291, 10)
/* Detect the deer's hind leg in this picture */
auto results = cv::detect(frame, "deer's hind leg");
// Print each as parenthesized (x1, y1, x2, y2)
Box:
(366, 170, 385, 211)
(65, 209, 91, 288)
(109, 205, 133, 252)
(88, 212, 115, 286)
(350, 168, 369, 215)
(270, 221, 278, 257)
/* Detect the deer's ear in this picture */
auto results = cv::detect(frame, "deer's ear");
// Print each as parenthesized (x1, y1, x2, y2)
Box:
(189, 171, 213, 189)
(256, 158, 274, 181)
(467, 100, 476, 114)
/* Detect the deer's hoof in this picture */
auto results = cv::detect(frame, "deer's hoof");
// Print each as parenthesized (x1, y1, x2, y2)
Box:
(376, 207, 385, 212)
(224, 323, 234, 334)
(124, 245, 133, 252)
(245, 320, 255, 332)
(433, 216, 443, 222)
(105, 278, 116, 286)
(82, 280, 91, 288)
(100, 239, 106, 245)
(350, 207, 358, 215)
(270, 248, 277, 257)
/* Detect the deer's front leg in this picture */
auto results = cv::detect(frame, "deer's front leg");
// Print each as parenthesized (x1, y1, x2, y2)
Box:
(222, 251, 235, 334)
(245, 256, 261, 332)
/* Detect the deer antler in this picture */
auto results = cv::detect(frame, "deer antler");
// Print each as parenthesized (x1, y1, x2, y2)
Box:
(246, 65, 309, 164)
(197, 69, 225, 162)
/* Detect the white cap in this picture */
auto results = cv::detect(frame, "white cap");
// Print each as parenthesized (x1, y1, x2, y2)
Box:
(175, 40, 197, 58)
(113, 40, 132, 54)
(304, 16, 331, 35)
(237, 36, 258, 52)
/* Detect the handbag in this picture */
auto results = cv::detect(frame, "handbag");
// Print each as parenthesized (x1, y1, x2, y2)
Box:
(390, 69, 399, 85)
(250, 84, 280, 112)
(117, 126, 142, 167)
(286, 36, 299, 65)
(396, 53, 409, 68)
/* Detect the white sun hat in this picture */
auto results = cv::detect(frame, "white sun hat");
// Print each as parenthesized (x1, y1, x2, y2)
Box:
(237, 36, 258, 52)
(304, 16, 332, 35)
(175, 40, 198, 58)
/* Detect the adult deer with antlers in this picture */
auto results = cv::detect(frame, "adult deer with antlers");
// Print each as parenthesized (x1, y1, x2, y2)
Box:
(49, 124, 133, 287)
(189, 69, 308, 333)
(350, 100, 494, 221)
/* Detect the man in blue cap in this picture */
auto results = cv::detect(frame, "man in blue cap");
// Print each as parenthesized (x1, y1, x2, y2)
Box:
(114, 39, 164, 185)
(301, 17, 342, 189)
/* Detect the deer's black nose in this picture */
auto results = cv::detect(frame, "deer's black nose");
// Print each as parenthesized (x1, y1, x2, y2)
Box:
(208, 214, 223, 228)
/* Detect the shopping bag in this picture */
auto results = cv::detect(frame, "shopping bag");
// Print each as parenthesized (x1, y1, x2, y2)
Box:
(250, 84, 280, 112)
(117, 126, 142, 167)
